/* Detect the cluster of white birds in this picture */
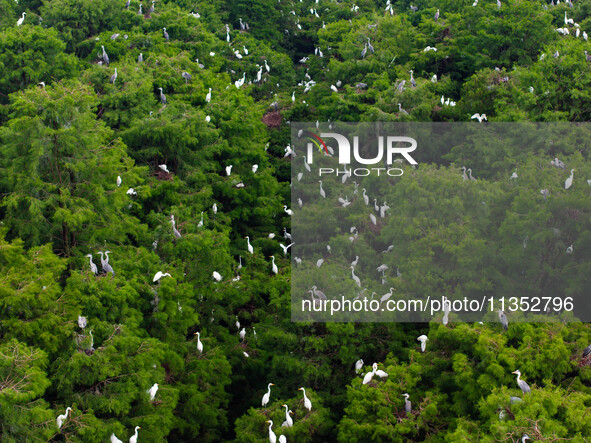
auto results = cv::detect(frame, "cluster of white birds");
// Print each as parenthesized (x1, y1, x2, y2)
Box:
(260, 384, 312, 442)
(555, 12, 587, 40)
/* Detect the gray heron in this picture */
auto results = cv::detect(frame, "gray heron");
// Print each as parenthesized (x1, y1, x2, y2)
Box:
(512, 370, 531, 394)
(138, 53, 143, 62)
(98, 251, 114, 275)
(170, 215, 181, 238)
(162, 27, 169, 41)
(498, 310, 508, 330)
(409, 69, 416, 88)
(101, 46, 109, 65)
(158, 87, 167, 104)
(398, 103, 409, 115)
(402, 393, 411, 412)
(85, 254, 98, 275)
(583, 344, 591, 357)
(181, 71, 192, 84)
(434, 8, 439, 21)
(110, 68, 117, 84)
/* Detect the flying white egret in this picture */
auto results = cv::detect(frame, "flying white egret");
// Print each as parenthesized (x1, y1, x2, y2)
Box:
(195, 332, 203, 353)
(262, 383, 275, 409)
(246, 236, 254, 254)
(17, 12, 26, 26)
(270, 255, 278, 274)
(212, 271, 222, 281)
(298, 387, 312, 411)
(565, 169, 575, 189)
(56, 407, 72, 430)
(512, 370, 531, 394)
(279, 243, 294, 255)
(350, 266, 361, 287)
(355, 359, 364, 373)
(129, 426, 140, 443)
(266, 420, 276, 443)
(153, 271, 171, 282)
(147, 383, 158, 400)
(281, 404, 294, 427)
(402, 393, 411, 412)
(86, 254, 98, 275)
(471, 113, 487, 123)
(417, 334, 428, 352)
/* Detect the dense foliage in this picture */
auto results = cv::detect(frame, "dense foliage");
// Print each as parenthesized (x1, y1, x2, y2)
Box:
(1, 0, 591, 441)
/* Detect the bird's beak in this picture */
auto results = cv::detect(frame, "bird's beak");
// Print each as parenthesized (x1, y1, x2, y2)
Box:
(511, 371, 517, 374)
(289, 411, 294, 415)
(270, 383, 275, 386)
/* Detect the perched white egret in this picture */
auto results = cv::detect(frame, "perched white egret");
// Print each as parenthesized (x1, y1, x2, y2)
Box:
(566, 244, 573, 254)
(369, 213, 377, 225)
(373, 363, 388, 379)
(213, 203, 218, 214)
(565, 169, 575, 189)
(147, 383, 159, 400)
(355, 359, 364, 373)
(195, 332, 203, 353)
(362, 365, 375, 384)
(212, 271, 222, 281)
(350, 266, 361, 287)
(252, 164, 258, 173)
(205, 87, 212, 103)
(110, 433, 123, 443)
(417, 334, 428, 352)
(283, 205, 293, 216)
(319, 180, 326, 198)
(117, 176, 122, 187)
(239, 327, 246, 341)
(226, 165, 233, 176)
(129, 426, 140, 443)
(316, 258, 324, 268)
(270, 255, 278, 274)
(281, 404, 294, 427)
(512, 370, 531, 394)
(198, 212, 204, 228)
(56, 407, 72, 430)
(246, 236, 254, 254)
(78, 315, 87, 329)
(381, 287, 394, 303)
(262, 383, 275, 408)
(298, 387, 312, 411)
(265, 420, 276, 443)
(17, 12, 26, 26)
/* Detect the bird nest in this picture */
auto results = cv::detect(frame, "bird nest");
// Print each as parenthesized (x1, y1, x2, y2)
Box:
(262, 111, 281, 128)
(156, 169, 172, 181)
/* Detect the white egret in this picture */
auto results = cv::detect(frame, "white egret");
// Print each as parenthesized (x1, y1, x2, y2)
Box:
(213, 203, 217, 214)
(351, 256, 359, 267)
(17, 12, 26, 26)
(147, 383, 158, 400)
(198, 212, 204, 228)
(355, 359, 364, 373)
(262, 383, 275, 409)
(417, 334, 428, 352)
(512, 370, 531, 394)
(56, 407, 72, 430)
(129, 426, 140, 443)
(369, 213, 377, 225)
(78, 315, 87, 329)
(110, 434, 123, 443)
(362, 188, 369, 205)
(373, 363, 388, 379)
(226, 165, 232, 176)
(205, 87, 212, 103)
(471, 113, 487, 123)
(246, 236, 254, 254)
(279, 435, 286, 443)
(265, 420, 276, 443)
(319, 180, 326, 198)
(281, 404, 294, 427)
(283, 228, 292, 241)
(380, 287, 394, 303)
(565, 169, 575, 189)
(153, 271, 171, 282)
(316, 258, 324, 268)
(239, 327, 246, 341)
(349, 266, 361, 287)
(195, 332, 203, 353)
(270, 255, 278, 274)
(362, 365, 375, 384)
(252, 164, 258, 173)
(283, 205, 293, 216)
(212, 271, 222, 281)
(566, 244, 573, 254)
(279, 243, 294, 255)
(298, 387, 312, 411)
(159, 164, 169, 173)
(117, 176, 122, 187)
